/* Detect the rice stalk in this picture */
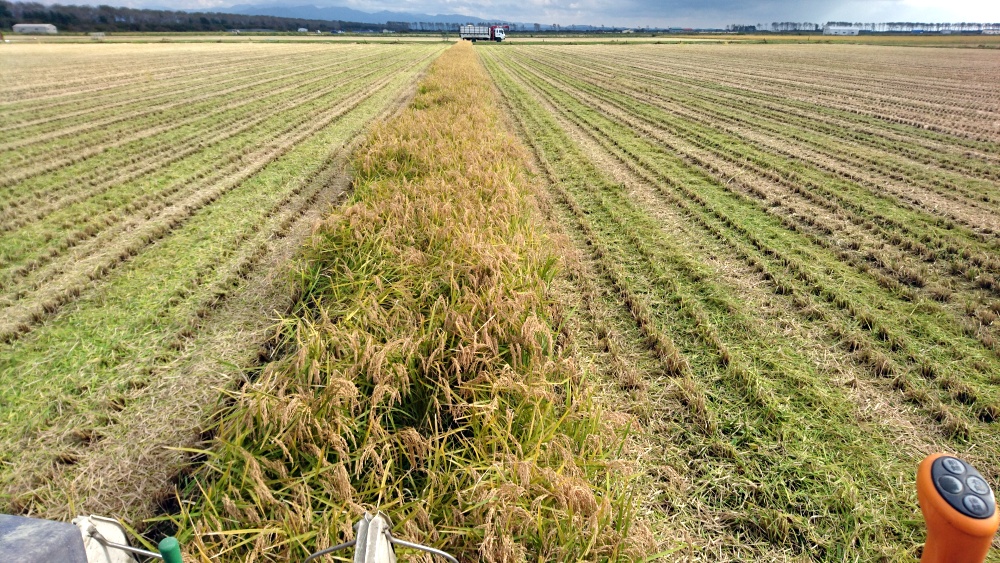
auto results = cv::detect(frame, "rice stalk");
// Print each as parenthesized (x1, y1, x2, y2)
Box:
(171, 41, 642, 562)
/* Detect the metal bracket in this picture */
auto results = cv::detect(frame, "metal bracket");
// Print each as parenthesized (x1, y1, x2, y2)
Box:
(304, 512, 458, 563)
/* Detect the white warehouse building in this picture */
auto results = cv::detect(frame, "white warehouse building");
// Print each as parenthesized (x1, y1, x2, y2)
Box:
(823, 26, 860, 36)
(13, 23, 58, 34)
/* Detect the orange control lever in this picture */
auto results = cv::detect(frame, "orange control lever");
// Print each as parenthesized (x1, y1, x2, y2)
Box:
(917, 453, 999, 563)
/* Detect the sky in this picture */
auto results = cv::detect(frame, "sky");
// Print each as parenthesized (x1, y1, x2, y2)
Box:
(40, 0, 1000, 27)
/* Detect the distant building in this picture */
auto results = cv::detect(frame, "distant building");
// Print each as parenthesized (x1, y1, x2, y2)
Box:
(297, 27, 308, 33)
(823, 26, 860, 36)
(13, 23, 58, 34)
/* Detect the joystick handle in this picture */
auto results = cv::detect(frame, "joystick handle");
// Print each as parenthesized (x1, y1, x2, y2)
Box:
(917, 453, 999, 563)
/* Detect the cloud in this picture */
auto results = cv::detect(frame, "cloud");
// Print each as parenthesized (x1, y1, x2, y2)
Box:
(32, 0, 1000, 26)
(500, 0, 1000, 27)
(373, 0, 1000, 26)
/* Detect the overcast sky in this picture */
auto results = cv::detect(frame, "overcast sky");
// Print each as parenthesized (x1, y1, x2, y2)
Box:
(46, 0, 1000, 27)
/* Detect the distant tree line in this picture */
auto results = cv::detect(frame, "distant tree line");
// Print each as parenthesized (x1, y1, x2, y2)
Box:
(0, 1, 381, 32)
(727, 21, 1000, 33)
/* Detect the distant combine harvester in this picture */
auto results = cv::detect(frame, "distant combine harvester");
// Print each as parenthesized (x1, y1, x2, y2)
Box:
(13, 23, 58, 34)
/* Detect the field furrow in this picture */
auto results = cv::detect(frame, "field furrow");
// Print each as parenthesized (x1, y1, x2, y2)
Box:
(508, 50, 996, 322)
(0, 53, 389, 213)
(0, 52, 333, 156)
(481, 42, 1000, 560)
(491, 47, 998, 430)
(0, 55, 381, 213)
(0, 53, 427, 341)
(0, 51, 402, 187)
(627, 47, 1000, 142)
(0, 46, 307, 107)
(0, 49, 326, 137)
(0, 41, 445, 522)
(615, 46, 1000, 154)
(502, 47, 1000, 345)
(555, 55, 1000, 215)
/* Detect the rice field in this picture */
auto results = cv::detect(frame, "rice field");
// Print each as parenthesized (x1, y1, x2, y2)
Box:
(170, 42, 643, 562)
(480, 42, 1000, 560)
(2, 37, 1000, 562)
(0, 41, 444, 520)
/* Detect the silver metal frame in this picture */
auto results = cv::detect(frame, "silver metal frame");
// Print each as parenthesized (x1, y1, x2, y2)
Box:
(304, 512, 458, 563)
(84, 515, 164, 560)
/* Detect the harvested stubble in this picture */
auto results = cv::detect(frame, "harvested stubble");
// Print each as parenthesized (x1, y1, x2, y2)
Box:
(170, 41, 643, 562)
(481, 43, 1000, 561)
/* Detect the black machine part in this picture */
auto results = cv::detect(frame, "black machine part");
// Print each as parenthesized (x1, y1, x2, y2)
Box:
(0, 514, 89, 563)
(931, 456, 997, 519)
